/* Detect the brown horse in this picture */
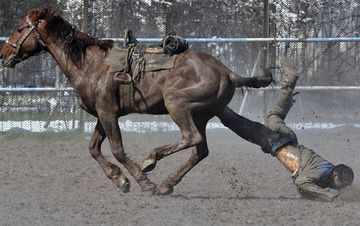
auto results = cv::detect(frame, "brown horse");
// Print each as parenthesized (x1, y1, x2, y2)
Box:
(1, 8, 272, 195)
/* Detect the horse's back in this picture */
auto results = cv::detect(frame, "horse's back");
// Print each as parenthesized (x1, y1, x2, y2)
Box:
(119, 50, 236, 115)
(177, 50, 232, 72)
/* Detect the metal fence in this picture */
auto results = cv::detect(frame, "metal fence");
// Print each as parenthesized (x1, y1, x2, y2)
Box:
(1, 0, 360, 134)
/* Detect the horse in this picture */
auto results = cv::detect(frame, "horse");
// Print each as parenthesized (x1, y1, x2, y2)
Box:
(0, 8, 272, 196)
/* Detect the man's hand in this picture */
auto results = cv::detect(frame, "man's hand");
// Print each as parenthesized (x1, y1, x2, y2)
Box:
(297, 183, 339, 202)
(326, 190, 340, 202)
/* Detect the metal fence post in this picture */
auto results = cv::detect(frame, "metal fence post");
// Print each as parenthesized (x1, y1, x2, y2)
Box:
(262, 0, 270, 123)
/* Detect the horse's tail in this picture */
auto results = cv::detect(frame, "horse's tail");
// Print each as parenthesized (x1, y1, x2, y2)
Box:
(229, 69, 273, 88)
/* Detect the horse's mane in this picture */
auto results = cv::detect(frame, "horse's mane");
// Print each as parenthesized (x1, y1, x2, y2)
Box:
(30, 8, 114, 68)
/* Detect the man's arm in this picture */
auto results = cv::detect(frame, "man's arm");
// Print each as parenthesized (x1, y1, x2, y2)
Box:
(296, 183, 339, 202)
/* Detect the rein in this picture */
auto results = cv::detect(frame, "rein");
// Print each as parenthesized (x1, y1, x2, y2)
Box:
(15, 53, 58, 72)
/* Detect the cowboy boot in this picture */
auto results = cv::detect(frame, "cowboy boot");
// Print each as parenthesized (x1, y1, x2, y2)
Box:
(267, 59, 300, 121)
(280, 58, 298, 89)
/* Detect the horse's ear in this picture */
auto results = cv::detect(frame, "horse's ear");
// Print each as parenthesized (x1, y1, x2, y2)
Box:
(28, 8, 56, 21)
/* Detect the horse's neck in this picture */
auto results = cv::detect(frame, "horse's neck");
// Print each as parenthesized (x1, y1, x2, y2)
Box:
(46, 41, 102, 89)
(46, 43, 79, 83)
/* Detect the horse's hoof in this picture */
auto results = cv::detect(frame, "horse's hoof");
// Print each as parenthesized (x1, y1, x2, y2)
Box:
(159, 183, 174, 195)
(142, 186, 159, 197)
(120, 177, 130, 193)
(113, 175, 130, 193)
(141, 158, 156, 173)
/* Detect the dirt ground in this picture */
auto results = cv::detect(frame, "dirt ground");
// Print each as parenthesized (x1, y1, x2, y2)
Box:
(0, 127, 360, 226)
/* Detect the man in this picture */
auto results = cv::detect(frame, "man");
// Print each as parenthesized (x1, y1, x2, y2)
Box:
(217, 59, 354, 202)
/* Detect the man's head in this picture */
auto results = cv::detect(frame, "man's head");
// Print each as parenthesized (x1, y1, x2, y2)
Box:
(330, 164, 354, 190)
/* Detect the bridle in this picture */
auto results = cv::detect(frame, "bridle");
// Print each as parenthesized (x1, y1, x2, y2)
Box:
(4, 14, 76, 72)
(6, 15, 47, 58)
(4, 15, 60, 72)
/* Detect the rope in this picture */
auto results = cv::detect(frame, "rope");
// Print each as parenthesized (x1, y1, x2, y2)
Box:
(16, 52, 58, 73)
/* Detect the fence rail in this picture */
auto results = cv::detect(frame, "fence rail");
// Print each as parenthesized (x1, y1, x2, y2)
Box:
(0, 87, 73, 92)
(3, 36, 360, 43)
(2, 86, 360, 93)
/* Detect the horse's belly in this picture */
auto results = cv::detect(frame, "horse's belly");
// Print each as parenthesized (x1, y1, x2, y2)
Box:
(126, 98, 168, 115)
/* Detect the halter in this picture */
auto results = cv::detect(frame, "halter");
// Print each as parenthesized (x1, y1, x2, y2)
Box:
(6, 15, 47, 57)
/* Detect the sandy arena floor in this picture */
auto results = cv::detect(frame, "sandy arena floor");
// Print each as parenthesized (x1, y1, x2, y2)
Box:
(0, 127, 359, 225)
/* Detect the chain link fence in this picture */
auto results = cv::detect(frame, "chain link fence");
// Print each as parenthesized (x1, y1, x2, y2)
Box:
(1, 0, 360, 134)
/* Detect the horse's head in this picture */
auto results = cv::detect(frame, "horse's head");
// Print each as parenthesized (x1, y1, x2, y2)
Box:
(0, 8, 54, 68)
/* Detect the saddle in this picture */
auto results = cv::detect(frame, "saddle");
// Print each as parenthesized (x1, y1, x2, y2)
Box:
(106, 30, 189, 84)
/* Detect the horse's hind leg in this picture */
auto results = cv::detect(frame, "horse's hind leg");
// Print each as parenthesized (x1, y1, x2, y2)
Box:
(158, 121, 209, 195)
(89, 120, 130, 193)
(141, 110, 204, 173)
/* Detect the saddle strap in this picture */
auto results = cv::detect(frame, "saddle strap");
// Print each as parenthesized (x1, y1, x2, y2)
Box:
(126, 44, 147, 82)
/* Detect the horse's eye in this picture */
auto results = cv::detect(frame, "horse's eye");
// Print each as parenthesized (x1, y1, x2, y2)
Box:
(17, 28, 22, 33)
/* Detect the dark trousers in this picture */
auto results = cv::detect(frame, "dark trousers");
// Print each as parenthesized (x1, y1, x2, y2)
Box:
(265, 85, 298, 145)
(217, 60, 299, 155)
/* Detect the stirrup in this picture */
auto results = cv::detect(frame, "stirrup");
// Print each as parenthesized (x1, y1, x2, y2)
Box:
(114, 72, 133, 84)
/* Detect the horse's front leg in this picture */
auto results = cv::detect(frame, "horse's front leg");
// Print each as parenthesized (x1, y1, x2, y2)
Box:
(89, 120, 130, 193)
(97, 111, 158, 195)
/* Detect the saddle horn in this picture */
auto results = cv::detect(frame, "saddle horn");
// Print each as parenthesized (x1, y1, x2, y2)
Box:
(123, 29, 138, 48)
